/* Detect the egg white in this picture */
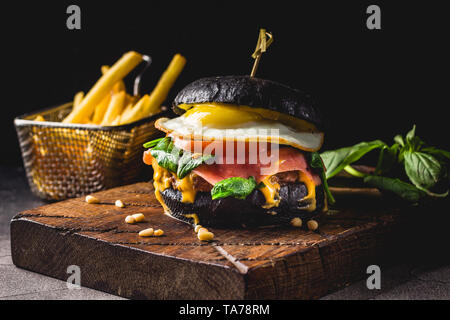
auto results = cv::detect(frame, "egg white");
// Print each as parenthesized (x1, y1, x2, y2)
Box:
(155, 116, 324, 152)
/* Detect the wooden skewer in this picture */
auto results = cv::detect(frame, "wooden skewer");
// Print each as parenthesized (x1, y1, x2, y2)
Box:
(250, 29, 273, 77)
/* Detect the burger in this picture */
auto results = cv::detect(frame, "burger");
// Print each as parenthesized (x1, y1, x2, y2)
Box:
(143, 75, 333, 228)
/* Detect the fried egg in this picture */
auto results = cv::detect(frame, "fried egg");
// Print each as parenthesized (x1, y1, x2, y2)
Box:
(155, 104, 324, 152)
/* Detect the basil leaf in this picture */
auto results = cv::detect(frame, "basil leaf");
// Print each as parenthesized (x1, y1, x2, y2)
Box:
(150, 137, 181, 173)
(406, 125, 416, 143)
(422, 147, 450, 161)
(375, 144, 399, 175)
(177, 152, 214, 179)
(394, 135, 405, 147)
(211, 176, 257, 200)
(310, 152, 335, 205)
(364, 175, 424, 203)
(404, 151, 442, 192)
(320, 140, 387, 179)
(404, 125, 425, 152)
(143, 137, 163, 149)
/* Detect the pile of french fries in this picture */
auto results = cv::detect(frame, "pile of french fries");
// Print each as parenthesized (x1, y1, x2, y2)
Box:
(43, 51, 186, 125)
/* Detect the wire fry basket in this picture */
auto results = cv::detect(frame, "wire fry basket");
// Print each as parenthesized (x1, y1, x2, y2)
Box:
(14, 102, 164, 200)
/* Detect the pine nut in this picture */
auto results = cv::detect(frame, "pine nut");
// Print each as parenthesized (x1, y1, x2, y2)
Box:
(139, 228, 154, 237)
(194, 225, 203, 233)
(198, 231, 214, 241)
(132, 213, 145, 222)
(290, 217, 302, 227)
(125, 215, 136, 224)
(85, 195, 99, 204)
(115, 200, 125, 208)
(307, 219, 319, 231)
(153, 229, 164, 237)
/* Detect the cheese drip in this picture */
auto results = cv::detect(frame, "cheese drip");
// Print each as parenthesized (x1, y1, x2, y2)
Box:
(151, 158, 197, 205)
(298, 171, 317, 212)
(259, 171, 318, 211)
(260, 176, 281, 209)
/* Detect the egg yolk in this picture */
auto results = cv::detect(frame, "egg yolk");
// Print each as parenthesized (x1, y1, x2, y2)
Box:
(178, 103, 320, 133)
(183, 104, 265, 128)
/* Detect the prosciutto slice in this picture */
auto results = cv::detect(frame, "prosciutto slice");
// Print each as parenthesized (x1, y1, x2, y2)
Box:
(193, 146, 322, 185)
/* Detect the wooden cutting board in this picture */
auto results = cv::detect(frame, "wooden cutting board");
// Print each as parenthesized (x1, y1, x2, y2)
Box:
(10, 182, 406, 299)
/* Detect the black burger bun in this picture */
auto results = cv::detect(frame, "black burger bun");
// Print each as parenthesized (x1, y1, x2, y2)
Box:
(173, 75, 324, 129)
(160, 183, 325, 228)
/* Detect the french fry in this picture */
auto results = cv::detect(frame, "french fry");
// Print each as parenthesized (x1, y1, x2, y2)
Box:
(73, 91, 84, 110)
(125, 93, 137, 107)
(101, 91, 126, 125)
(63, 51, 143, 123)
(142, 54, 186, 116)
(120, 103, 133, 120)
(92, 94, 111, 124)
(119, 95, 149, 125)
(111, 115, 121, 126)
(101, 65, 125, 93)
(81, 117, 92, 124)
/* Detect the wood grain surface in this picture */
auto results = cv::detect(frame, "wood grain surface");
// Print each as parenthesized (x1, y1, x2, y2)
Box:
(10, 182, 407, 299)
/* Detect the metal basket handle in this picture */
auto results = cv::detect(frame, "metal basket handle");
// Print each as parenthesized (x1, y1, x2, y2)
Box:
(133, 55, 152, 96)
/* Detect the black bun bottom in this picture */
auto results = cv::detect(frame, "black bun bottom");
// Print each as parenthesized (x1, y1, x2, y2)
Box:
(160, 183, 325, 228)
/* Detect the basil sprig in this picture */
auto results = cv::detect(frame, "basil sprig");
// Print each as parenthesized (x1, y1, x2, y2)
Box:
(310, 152, 335, 205)
(320, 125, 449, 203)
(144, 137, 213, 179)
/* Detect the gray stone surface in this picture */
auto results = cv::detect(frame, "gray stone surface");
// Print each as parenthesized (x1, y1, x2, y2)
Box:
(0, 165, 448, 300)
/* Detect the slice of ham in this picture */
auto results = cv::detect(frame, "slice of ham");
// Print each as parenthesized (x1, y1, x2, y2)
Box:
(193, 146, 322, 186)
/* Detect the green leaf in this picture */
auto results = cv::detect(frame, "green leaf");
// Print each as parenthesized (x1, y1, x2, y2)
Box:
(143, 138, 163, 149)
(375, 143, 399, 175)
(211, 176, 257, 200)
(149, 137, 181, 173)
(309, 152, 335, 205)
(177, 152, 214, 179)
(364, 175, 424, 203)
(404, 151, 442, 191)
(422, 147, 450, 161)
(320, 140, 387, 179)
(406, 125, 416, 143)
(404, 125, 425, 152)
(394, 135, 405, 147)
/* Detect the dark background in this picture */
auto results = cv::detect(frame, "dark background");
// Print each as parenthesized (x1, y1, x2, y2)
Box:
(2, 0, 449, 166)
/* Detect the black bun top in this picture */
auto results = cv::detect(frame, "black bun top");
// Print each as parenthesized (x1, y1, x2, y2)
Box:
(173, 75, 324, 129)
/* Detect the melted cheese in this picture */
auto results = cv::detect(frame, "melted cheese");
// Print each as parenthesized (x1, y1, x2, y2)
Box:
(259, 171, 319, 211)
(260, 176, 281, 209)
(184, 213, 200, 225)
(298, 171, 317, 212)
(151, 158, 172, 213)
(173, 172, 197, 203)
(151, 157, 197, 206)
